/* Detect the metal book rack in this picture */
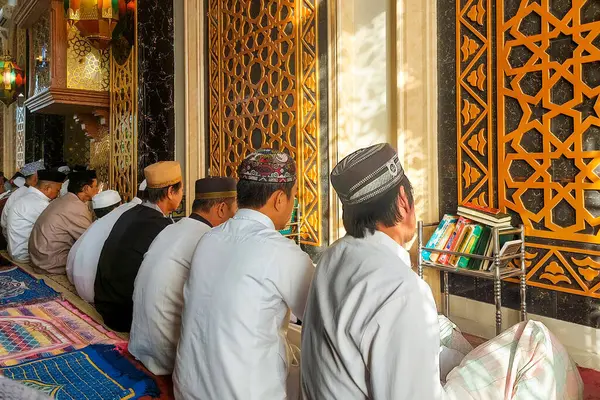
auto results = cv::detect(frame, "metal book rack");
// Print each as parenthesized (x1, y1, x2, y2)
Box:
(417, 221, 528, 335)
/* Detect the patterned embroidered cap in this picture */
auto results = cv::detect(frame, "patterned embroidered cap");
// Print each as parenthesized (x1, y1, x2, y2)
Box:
(331, 143, 405, 206)
(20, 160, 45, 177)
(238, 149, 296, 183)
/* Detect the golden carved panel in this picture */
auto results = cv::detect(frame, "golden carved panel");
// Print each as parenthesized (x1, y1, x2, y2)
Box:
(32, 11, 51, 95)
(90, 131, 110, 187)
(498, 0, 600, 296)
(207, 0, 322, 246)
(110, 48, 137, 201)
(457, 0, 494, 208)
(67, 26, 110, 91)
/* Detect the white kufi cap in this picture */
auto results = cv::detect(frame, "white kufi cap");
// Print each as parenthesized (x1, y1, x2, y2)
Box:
(92, 190, 121, 209)
(13, 177, 25, 188)
(138, 179, 147, 191)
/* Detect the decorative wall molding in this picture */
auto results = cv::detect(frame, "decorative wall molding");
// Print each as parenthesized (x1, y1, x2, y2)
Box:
(13, 0, 49, 28)
(24, 87, 109, 115)
(456, 0, 494, 208)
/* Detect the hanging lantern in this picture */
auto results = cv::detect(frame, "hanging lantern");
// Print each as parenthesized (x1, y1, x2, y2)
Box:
(64, 0, 127, 50)
(0, 56, 25, 107)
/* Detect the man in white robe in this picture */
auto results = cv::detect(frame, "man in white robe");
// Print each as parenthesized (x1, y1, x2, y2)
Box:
(300, 144, 582, 400)
(66, 181, 146, 303)
(173, 150, 315, 400)
(130, 177, 237, 375)
(1, 160, 45, 238)
(6, 170, 65, 263)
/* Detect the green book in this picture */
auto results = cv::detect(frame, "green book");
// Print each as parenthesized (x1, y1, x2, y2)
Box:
(467, 226, 491, 270)
(457, 224, 484, 268)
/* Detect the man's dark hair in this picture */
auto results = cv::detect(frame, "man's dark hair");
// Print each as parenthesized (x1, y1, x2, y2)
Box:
(236, 179, 295, 209)
(10, 172, 24, 180)
(192, 197, 235, 214)
(342, 177, 414, 238)
(136, 188, 148, 201)
(94, 203, 120, 219)
(68, 171, 96, 194)
(147, 181, 182, 203)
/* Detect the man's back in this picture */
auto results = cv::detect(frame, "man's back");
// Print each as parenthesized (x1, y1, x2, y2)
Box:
(94, 204, 171, 331)
(173, 209, 314, 400)
(29, 193, 92, 274)
(7, 189, 49, 263)
(1, 186, 28, 236)
(130, 216, 212, 375)
(301, 231, 444, 400)
(67, 199, 141, 302)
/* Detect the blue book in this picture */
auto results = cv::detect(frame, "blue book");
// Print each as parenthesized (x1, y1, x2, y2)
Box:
(422, 214, 458, 261)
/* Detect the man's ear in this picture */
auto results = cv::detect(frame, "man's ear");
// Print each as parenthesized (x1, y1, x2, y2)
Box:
(271, 190, 285, 212)
(397, 186, 410, 218)
(216, 202, 226, 218)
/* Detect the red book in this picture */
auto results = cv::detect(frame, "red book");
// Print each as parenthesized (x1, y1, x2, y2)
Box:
(461, 202, 502, 215)
(438, 216, 472, 265)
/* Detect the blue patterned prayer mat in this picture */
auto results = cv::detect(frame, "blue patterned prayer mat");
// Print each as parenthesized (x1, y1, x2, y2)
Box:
(1, 344, 161, 399)
(0, 267, 58, 307)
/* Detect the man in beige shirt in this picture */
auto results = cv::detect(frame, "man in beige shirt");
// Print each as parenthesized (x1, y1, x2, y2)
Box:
(29, 170, 99, 274)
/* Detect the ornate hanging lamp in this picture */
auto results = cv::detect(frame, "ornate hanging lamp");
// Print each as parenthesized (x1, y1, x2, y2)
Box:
(64, 0, 127, 50)
(0, 56, 25, 107)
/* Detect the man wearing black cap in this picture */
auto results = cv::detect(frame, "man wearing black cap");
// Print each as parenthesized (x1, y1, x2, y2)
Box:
(300, 144, 581, 400)
(28, 171, 99, 274)
(130, 177, 237, 376)
(6, 170, 65, 263)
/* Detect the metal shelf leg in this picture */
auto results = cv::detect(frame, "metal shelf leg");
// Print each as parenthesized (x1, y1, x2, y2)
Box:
(444, 271, 450, 317)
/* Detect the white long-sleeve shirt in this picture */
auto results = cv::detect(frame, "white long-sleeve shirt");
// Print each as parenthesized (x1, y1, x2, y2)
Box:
(301, 231, 446, 400)
(66, 198, 142, 302)
(1, 186, 29, 238)
(130, 215, 212, 375)
(173, 209, 315, 400)
(6, 187, 51, 263)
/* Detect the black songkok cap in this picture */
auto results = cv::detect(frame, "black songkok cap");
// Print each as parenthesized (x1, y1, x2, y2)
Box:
(331, 143, 405, 206)
(37, 170, 66, 184)
(195, 177, 237, 200)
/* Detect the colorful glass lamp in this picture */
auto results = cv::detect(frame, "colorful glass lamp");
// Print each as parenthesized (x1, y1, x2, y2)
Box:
(64, 0, 127, 49)
(0, 56, 25, 107)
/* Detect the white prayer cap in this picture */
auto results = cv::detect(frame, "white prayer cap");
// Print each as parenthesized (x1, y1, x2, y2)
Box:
(13, 177, 25, 188)
(92, 190, 121, 209)
(138, 179, 147, 191)
(57, 166, 70, 174)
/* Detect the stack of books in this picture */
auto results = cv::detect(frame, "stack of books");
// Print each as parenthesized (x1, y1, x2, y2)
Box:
(421, 203, 521, 271)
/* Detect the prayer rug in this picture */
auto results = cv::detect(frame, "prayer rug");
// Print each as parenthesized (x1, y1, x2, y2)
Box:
(1, 344, 162, 399)
(0, 300, 123, 366)
(0, 267, 58, 308)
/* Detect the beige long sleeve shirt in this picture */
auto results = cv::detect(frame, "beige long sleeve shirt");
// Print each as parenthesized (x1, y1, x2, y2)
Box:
(29, 193, 92, 274)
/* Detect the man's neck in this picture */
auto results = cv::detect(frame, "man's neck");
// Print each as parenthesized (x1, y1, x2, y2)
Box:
(153, 200, 171, 216)
(192, 211, 216, 227)
(376, 224, 407, 247)
(76, 192, 88, 202)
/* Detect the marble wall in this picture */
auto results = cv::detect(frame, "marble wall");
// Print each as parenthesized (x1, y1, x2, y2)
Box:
(24, 112, 65, 167)
(437, 0, 600, 328)
(136, 0, 176, 183)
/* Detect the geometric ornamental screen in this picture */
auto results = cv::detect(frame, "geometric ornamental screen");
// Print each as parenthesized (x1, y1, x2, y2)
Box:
(207, 0, 322, 246)
(497, 0, 600, 298)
